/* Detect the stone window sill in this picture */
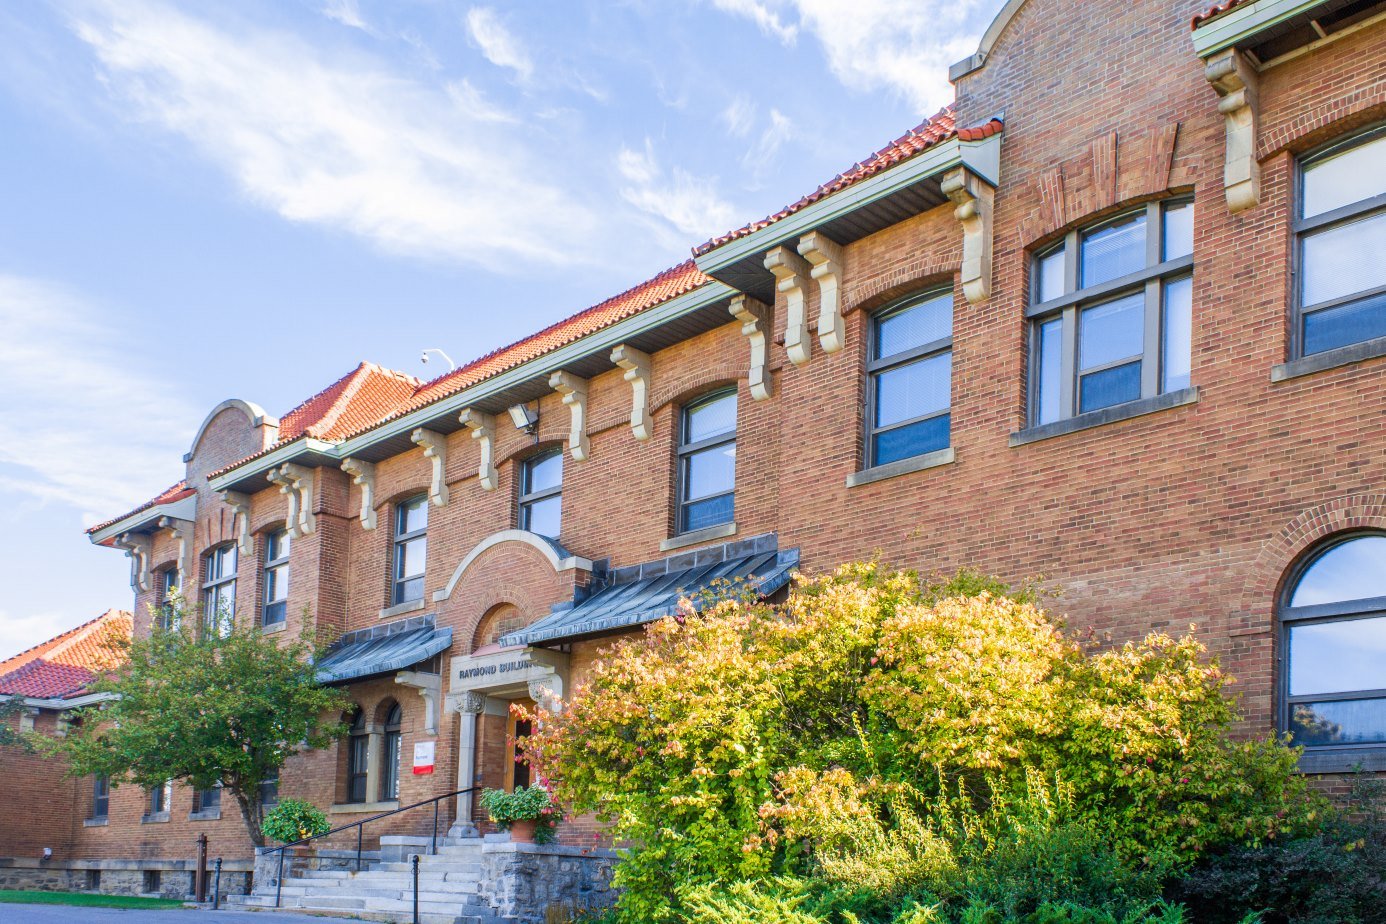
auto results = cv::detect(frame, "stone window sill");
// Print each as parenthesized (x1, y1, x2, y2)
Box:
(379, 598, 426, 620)
(660, 521, 737, 553)
(847, 447, 955, 488)
(260, 621, 287, 635)
(84, 817, 108, 827)
(1271, 335, 1386, 383)
(141, 813, 170, 824)
(1297, 745, 1386, 775)
(189, 810, 222, 821)
(1009, 388, 1199, 447)
(330, 800, 400, 815)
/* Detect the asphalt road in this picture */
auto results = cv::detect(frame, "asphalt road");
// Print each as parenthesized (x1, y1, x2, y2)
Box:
(0, 905, 367, 923)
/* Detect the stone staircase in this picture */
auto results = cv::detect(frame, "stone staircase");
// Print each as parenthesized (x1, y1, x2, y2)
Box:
(227, 839, 507, 924)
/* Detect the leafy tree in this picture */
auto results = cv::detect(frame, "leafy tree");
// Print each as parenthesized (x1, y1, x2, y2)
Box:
(0, 697, 35, 751)
(40, 598, 349, 847)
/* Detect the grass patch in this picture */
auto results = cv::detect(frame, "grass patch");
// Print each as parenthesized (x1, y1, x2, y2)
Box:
(0, 889, 185, 909)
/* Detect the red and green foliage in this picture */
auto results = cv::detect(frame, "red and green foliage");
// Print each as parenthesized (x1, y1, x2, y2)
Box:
(525, 564, 1322, 923)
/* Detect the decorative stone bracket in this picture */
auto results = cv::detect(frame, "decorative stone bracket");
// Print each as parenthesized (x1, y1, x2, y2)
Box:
(158, 515, 196, 588)
(729, 295, 773, 400)
(267, 463, 317, 538)
(528, 677, 564, 713)
(114, 532, 152, 592)
(410, 429, 450, 507)
(339, 458, 378, 530)
(1205, 48, 1260, 213)
(395, 670, 443, 735)
(797, 232, 845, 353)
(445, 690, 486, 716)
(549, 371, 590, 461)
(458, 409, 498, 490)
(941, 166, 995, 304)
(610, 344, 653, 440)
(765, 245, 813, 366)
(219, 491, 254, 557)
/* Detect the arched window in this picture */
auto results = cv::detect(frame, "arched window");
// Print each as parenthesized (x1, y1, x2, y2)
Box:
(381, 702, 402, 802)
(1281, 534, 1386, 754)
(393, 496, 428, 605)
(519, 450, 563, 539)
(202, 544, 237, 638)
(346, 710, 369, 803)
(677, 389, 737, 534)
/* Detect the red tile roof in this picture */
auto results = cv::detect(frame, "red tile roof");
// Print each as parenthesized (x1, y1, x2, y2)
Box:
(206, 260, 712, 479)
(85, 481, 196, 536)
(1191, 0, 1248, 28)
(693, 107, 1003, 257)
(277, 362, 420, 442)
(0, 610, 131, 700)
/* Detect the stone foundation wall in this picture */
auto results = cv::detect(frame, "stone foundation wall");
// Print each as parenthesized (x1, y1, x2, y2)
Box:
(0, 857, 252, 900)
(477, 840, 618, 924)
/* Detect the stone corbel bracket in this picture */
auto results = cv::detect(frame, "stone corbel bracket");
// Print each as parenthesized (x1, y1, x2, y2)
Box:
(267, 463, 317, 538)
(114, 532, 152, 592)
(940, 166, 996, 304)
(395, 670, 443, 735)
(797, 232, 845, 353)
(339, 458, 377, 530)
(158, 515, 197, 587)
(219, 491, 253, 558)
(410, 428, 450, 507)
(549, 371, 590, 461)
(610, 344, 653, 440)
(458, 409, 498, 490)
(764, 245, 813, 366)
(1205, 48, 1260, 213)
(729, 294, 774, 401)
(528, 676, 565, 713)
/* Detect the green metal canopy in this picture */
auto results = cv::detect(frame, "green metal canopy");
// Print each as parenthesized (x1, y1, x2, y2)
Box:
(315, 615, 452, 684)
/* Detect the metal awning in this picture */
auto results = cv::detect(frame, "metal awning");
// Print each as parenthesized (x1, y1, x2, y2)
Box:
(315, 616, 452, 684)
(502, 547, 800, 647)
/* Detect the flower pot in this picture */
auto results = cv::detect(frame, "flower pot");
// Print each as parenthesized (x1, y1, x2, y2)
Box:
(508, 819, 537, 843)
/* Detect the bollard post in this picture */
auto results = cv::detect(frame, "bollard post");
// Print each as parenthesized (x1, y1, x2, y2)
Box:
(212, 857, 222, 910)
(195, 833, 208, 902)
(412, 853, 420, 924)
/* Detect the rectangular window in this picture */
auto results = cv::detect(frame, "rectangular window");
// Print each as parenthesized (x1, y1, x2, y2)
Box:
(202, 545, 237, 638)
(159, 569, 181, 630)
(867, 290, 953, 466)
(262, 529, 291, 626)
(92, 775, 110, 820)
(192, 784, 221, 814)
(677, 390, 736, 533)
(148, 781, 171, 816)
(1029, 199, 1194, 424)
(518, 451, 563, 540)
(1296, 129, 1386, 357)
(393, 497, 428, 605)
(259, 771, 280, 807)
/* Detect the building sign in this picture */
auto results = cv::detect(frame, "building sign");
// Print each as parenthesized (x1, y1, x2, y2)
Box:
(413, 740, 436, 775)
(448, 645, 570, 699)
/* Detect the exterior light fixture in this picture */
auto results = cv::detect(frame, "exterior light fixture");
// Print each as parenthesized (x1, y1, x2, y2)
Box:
(508, 404, 539, 435)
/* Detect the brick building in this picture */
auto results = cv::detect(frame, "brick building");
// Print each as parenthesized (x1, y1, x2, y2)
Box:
(6, 0, 1386, 908)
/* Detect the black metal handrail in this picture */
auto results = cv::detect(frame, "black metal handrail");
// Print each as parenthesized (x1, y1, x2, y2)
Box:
(269, 786, 477, 908)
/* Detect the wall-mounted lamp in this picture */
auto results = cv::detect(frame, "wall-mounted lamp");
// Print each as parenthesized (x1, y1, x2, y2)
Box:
(508, 403, 539, 435)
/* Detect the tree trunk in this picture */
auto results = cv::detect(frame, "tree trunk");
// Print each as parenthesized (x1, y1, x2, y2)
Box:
(232, 786, 265, 848)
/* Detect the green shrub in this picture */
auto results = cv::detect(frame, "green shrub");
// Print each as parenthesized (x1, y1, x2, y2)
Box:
(260, 799, 329, 844)
(479, 784, 563, 844)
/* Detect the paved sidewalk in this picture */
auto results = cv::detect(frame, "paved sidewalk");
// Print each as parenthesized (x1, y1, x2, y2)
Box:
(0, 904, 368, 922)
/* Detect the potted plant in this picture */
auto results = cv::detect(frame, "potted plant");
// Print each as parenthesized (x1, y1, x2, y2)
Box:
(262, 798, 330, 856)
(479, 784, 563, 844)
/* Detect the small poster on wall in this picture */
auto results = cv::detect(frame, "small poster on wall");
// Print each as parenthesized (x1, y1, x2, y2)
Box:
(413, 740, 436, 775)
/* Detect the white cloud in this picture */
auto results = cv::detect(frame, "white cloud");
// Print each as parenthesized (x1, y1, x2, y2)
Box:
(709, 0, 798, 44)
(616, 140, 739, 240)
(321, 0, 375, 35)
(0, 606, 89, 667)
(721, 94, 756, 138)
(714, 0, 985, 113)
(0, 274, 194, 522)
(65, 0, 602, 269)
(464, 6, 534, 83)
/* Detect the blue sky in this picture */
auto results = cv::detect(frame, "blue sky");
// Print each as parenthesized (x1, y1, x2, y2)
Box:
(0, 0, 993, 659)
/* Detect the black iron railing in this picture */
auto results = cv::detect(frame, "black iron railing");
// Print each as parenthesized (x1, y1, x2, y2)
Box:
(268, 786, 477, 908)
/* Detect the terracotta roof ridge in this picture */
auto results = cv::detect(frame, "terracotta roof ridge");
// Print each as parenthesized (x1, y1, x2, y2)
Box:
(1191, 0, 1247, 29)
(303, 363, 374, 440)
(45, 609, 131, 664)
(0, 609, 128, 677)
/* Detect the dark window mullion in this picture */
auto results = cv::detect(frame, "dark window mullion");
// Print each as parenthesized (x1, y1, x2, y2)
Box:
(1287, 687, 1386, 704)
(1294, 191, 1386, 234)
(866, 336, 953, 372)
(869, 405, 950, 437)
(678, 431, 736, 456)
